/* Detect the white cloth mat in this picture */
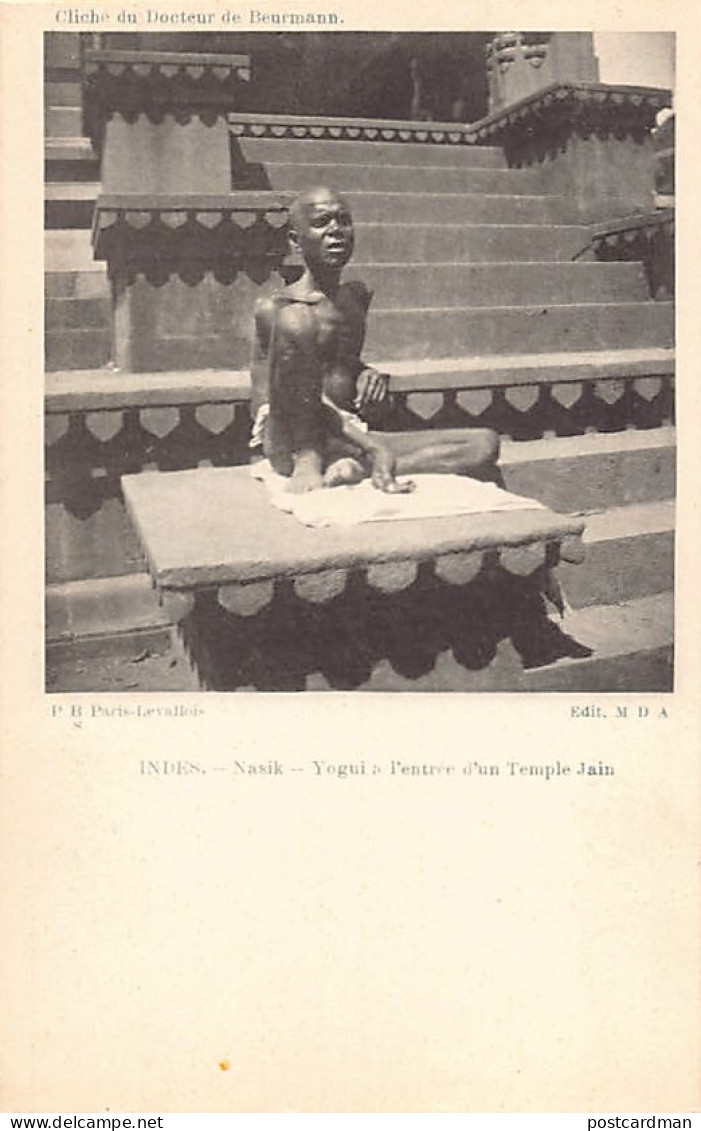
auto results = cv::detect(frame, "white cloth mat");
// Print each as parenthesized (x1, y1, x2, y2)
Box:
(251, 460, 545, 528)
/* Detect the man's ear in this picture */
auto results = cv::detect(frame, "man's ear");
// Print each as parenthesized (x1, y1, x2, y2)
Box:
(285, 224, 304, 268)
(287, 225, 301, 253)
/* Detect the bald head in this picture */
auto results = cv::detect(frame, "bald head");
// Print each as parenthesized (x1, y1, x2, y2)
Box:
(288, 186, 355, 273)
(289, 186, 351, 233)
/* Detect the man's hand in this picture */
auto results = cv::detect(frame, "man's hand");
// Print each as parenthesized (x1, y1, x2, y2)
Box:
(355, 367, 390, 411)
(370, 447, 415, 495)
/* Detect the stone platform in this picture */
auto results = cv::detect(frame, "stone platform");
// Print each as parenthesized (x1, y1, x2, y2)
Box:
(122, 466, 585, 691)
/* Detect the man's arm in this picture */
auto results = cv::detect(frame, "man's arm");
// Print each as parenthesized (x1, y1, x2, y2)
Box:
(250, 295, 275, 421)
(346, 282, 391, 415)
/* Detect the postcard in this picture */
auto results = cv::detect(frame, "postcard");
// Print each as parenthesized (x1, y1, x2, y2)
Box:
(1, 2, 698, 1115)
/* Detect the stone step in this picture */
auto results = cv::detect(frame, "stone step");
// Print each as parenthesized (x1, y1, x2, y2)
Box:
(46, 573, 171, 644)
(233, 135, 507, 168)
(45, 139, 100, 184)
(45, 105, 84, 139)
(346, 261, 649, 307)
(255, 161, 547, 195)
(519, 592, 673, 693)
(44, 79, 82, 107)
(374, 591, 673, 692)
(45, 295, 112, 332)
(44, 348, 675, 411)
(45, 328, 112, 371)
(45, 159, 101, 185)
(338, 592, 673, 692)
(45, 229, 98, 272)
(45, 267, 109, 300)
(344, 190, 579, 225)
(558, 499, 674, 609)
(45, 182, 101, 229)
(362, 302, 674, 362)
(46, 137, 95, 163)
(46, 626, 199, 693)
(370, 346, 676, 391)
(44, 582, 672, 694)
(45, 181, 101, 228)
(353, 223, 587, 263)
(43, 258, 647, 312)
(501, 428, 675, 514)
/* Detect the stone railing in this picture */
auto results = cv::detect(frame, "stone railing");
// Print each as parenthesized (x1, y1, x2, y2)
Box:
(228, 112, 479, 146)
(473, 81, 669, 147)
(45, 354, 675, 586)
(588, 210, 674, 300)
(86, 67, 671, 210)
(47, 353, 676, 436)
(472, 82, 672, 221)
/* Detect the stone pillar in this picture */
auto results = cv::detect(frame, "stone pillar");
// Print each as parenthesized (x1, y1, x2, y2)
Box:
(101, 116, 232, 195)
(94, 199, 289, 371)
(82, 48, 251, 192)
(549, 33, 599, 85)
(486, 32, 599, 112)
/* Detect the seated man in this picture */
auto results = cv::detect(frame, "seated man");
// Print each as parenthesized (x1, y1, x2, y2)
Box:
(250, 185, 499, 494)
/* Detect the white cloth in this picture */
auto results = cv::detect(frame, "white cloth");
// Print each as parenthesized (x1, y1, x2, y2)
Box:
(250, 460, 545, 529)
(249, 399, 368, 451)
(249, 403, 270, 451)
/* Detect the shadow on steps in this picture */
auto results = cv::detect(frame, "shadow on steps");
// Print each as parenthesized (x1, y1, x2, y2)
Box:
(181, 561, 593, 692)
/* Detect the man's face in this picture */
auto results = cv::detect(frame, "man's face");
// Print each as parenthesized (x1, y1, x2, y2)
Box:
(291, 190, 354, 271)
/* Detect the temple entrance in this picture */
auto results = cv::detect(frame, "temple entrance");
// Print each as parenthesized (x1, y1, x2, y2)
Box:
(103, 31, 492, 122)
(242, 32, 492, 122)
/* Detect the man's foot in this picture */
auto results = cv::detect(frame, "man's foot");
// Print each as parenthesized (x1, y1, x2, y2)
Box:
(289, 450, 324, 493)
(288, 466, 324, 493)
(371, 447, 415, 494)
(323, 457, 366, 488)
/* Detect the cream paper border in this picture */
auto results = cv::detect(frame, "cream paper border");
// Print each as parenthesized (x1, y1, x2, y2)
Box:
(1, 4, 699, 1114)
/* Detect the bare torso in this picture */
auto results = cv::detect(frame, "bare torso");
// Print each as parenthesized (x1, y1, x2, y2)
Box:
(250, 271, 499, 492)
(274, 280, 371, 411)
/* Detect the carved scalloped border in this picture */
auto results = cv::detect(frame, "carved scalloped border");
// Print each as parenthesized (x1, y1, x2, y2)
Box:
(228, 116, 478, 146)
(472, 83, 671, 143)
(150, 535, 584, 621)
(591, 211, 674, 249)
(82, 53, 252, 139)
(84, 55, 251, 84)
(92, 203, 289, 260)
(94, 205, 288, 233)
(45, 372, 675, 431)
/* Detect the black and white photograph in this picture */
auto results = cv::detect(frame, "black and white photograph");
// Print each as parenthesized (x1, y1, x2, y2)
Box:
(4, 8, 699, 1119)
(44, 29, 675, 692)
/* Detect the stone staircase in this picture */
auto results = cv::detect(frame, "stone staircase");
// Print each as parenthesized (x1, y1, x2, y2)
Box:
(44, 33, 111, 372)
(45, 108, 675, 691)
(231, 133, 673, 363)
